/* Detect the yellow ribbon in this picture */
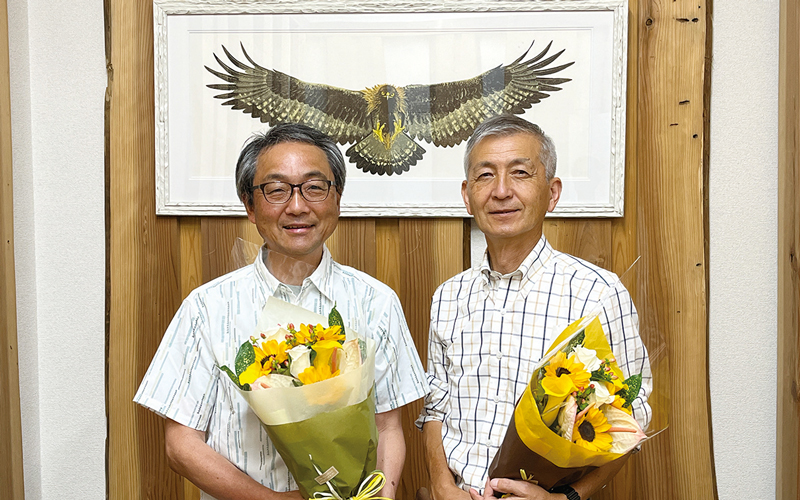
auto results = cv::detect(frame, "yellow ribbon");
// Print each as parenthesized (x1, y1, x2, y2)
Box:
(311, 471, 391, 500)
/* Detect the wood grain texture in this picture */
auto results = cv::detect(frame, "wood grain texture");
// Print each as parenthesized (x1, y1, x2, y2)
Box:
(778, 0, 800, 498)
(636, 1, 714, 499)
(106, 0, 186, 498)
(0, 0, 25, 496)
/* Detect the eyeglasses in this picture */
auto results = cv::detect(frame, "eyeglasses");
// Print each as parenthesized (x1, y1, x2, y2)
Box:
(252, 179, 335, 204)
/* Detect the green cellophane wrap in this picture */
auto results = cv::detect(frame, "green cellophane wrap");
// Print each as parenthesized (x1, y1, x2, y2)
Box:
(263, 390, 378, 499)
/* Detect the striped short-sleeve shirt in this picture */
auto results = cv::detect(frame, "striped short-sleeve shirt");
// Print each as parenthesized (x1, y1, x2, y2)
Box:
(134, 246, 429, 499)
(416, 236, 651, 492)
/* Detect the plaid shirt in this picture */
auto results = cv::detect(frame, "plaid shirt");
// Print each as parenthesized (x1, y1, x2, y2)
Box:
(416, 236, 651, 491)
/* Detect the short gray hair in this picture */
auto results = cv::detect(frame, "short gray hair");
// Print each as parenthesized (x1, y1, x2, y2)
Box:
(463, 115, 557, 181)
(236, 123, 346, 207)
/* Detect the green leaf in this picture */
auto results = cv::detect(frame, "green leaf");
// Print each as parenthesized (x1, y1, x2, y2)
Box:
(564, 331, 586, 354)
(328, 304, 344, 329)
(234, 340, 256, 377)
(621, 373, 642, 408)
(219, 365, 241, 388)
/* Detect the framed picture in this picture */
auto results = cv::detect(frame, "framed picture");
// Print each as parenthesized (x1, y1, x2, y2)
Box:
(154, 0, 628, 217)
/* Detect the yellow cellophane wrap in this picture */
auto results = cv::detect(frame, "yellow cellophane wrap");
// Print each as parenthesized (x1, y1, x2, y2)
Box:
(512, 316, 625, 469)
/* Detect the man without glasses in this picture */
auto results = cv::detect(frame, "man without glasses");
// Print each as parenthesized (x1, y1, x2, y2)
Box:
(417, 115, 651, 500)
(135, 123, 428, 500)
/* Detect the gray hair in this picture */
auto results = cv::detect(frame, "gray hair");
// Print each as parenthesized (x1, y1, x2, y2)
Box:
(463, 114, 557, 181)
(236, 123, 346, 207)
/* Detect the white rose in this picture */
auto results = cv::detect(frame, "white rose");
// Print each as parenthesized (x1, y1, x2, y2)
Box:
(287, 345, 312, 377)
(572, 346, 602, 373)
(588, 380, 616, 406)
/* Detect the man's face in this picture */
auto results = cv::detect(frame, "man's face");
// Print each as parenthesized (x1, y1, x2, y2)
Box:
(462, 133, 562, 246)
(244, 142, 340, 266)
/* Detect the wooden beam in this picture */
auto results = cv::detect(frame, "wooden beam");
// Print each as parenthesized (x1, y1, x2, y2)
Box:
(778, 0, 800, 498)
(0, 0, 25, 496)
(636, 1, 715, 499)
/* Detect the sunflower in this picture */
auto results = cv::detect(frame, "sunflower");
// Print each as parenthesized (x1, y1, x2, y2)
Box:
(237, 340, 290, 385)
(542, 351, 591, 397)
(573, 406, 613, 452)
(297, 364, 340, 385)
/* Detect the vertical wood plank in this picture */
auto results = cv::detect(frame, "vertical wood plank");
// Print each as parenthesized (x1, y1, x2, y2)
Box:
(200, 218, 261, 283)
(180, 218, 202, 298)
(0, 0, 25, 495)
(637, 1, 714, 499)
(395, 219, 463, 500)
(376, 219, 401, 293)
(544, 219, 613, 269)
(107, 0, 186, 498)
(778, 0, 800, 498)
(327, 218, 378, 277)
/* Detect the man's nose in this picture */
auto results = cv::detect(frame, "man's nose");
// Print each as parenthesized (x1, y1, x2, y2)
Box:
(284, 187, 310, 214)
(491, 174, 513, 199)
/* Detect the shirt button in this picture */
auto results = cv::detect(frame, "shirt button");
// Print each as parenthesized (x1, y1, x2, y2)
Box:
(500, 308, 506, 316)
(495, 351, 503, 359)
(493, 395, 500, 403)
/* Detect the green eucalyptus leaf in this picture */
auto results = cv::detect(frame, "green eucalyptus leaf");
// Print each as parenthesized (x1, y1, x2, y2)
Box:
(234, 340, 256, 377)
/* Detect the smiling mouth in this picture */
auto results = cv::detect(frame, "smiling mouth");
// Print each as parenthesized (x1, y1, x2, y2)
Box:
(284, 224, 314, 230)
(489, 209, 519, 215)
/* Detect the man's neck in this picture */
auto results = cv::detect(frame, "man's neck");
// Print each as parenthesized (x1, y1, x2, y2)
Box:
(485, 233, 542, 275)
(264, 249, 322, 286)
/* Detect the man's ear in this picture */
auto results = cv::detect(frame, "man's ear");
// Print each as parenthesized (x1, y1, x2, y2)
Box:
(461, 180, 473, 215)
(547, 177, 562, 213)
(243, 196, 257, 224)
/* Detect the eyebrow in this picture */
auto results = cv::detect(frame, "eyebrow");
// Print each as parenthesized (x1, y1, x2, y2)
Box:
(260, 170, 331, 182)
(471, 157, 534, 171)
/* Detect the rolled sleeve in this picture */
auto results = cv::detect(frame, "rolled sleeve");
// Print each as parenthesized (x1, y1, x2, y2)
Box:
(372, 291, 429, 413)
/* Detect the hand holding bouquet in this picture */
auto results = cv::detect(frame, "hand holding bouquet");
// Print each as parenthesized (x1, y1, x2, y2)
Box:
(488, 315, 648, 490)
(220, 297, 386, 500)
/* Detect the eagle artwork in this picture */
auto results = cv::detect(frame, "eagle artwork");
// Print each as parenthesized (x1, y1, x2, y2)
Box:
(206, 41, 574, 176)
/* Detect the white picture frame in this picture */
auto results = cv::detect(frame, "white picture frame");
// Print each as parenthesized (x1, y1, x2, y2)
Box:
(154, 0, 628, 217)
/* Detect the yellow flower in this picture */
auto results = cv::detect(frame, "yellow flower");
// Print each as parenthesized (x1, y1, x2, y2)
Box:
(611, 395, 632, 414)
(542, 351, 591, 397)
(315, 324, 344, 342)
(297, 364, 340, 385)
(573, 406, 613, 452)
(237, 340, 289, 386)
(258, 339, 289, 365)
(311, 339, 343, 372)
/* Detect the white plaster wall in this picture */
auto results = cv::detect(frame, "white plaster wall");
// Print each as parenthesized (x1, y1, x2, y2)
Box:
(708, 1, 778, 499)
(6, 0, 779, 498)
(9, 0, 107, 499)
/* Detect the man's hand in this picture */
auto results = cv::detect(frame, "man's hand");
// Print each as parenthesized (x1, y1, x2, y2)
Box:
(421, 421, 471, 500)
(469, 478, 562, 500)
(164, 418, 302, 500)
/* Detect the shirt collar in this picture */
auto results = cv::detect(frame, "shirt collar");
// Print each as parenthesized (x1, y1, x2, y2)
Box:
(254, 245, 335, 303)
(479, 235, 552, 281)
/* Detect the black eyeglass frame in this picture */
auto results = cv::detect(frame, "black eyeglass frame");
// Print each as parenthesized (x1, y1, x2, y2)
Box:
(251, 179, 336, 204)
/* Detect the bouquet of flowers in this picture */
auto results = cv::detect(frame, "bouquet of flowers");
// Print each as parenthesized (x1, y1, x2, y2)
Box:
(219, 297, 385, 500)
(488, 314, 648, 490)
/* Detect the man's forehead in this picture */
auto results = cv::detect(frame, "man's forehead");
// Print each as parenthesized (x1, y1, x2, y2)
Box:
(467, 132, 542, 168)
(255, 142, 332, 177)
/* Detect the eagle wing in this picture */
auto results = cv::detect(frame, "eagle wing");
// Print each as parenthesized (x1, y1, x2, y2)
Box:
(205, 44, 371, 145)
(402, 41, 574, 147)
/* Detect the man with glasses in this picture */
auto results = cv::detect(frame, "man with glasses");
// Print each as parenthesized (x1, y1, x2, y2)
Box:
(135, 123, 428, 500)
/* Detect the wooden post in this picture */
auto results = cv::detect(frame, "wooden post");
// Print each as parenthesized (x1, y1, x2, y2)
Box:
(778, 0, 800, 498)
(0, 0, 25, 496)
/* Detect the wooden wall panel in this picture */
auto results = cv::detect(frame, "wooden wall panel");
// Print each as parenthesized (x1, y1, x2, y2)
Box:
(106, 0, 187, 498)
(0, 0, 25, 496)
(635, 1, 713, 500)
(107, 0, 715, 498)
(778, 0, 800, 498)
